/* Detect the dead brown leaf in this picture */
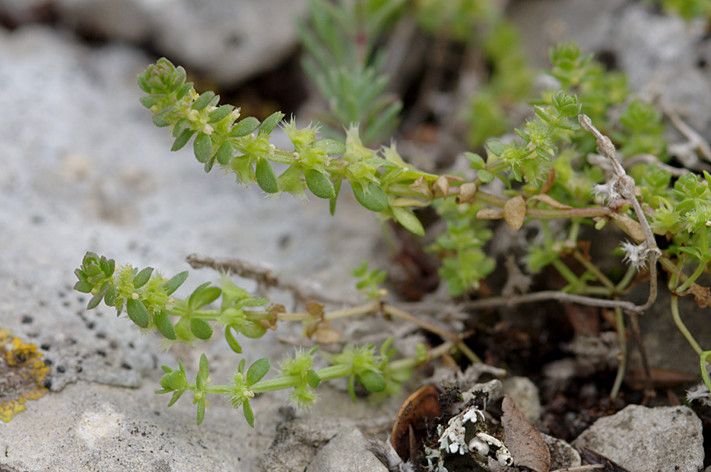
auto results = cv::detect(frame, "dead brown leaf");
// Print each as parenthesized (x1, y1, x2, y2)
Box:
(502, 396, 551, 472)
(609, 213, 645, 242)
(305, 300, 325, 319)
(458, 182, 477, 203)
(312, 324, 342, 344)
(688, 284, 711, 308)
(503, 196, 526, 230)
(390, 385, 441, 462)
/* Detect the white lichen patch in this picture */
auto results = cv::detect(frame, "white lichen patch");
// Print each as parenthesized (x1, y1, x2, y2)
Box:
(75, 404, 125, 449)
(428, 380, 513, 471)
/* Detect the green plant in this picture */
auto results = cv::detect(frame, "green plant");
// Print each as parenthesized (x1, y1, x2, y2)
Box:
(659, 0, 711, 19)
(74, 252, 453, 425)
(138, 58, 434, 234)
(299, 0, 405, 144)
(77, 1, 711, 429)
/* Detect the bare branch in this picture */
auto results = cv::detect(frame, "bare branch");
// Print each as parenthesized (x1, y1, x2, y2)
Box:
(579, 114, 660, 313)
(665, 106, 711, 162)
(186, 254, 351, 305)
(625, 153, 690, 176)
(459, 290, 644, 312)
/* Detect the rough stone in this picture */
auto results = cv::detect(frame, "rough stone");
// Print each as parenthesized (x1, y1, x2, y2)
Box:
(573, 405, 704, 472)
(0, 26, 387, 471)
(0, 0, 308, 85)
(307, 428, 388, 472)
(502, 376, 542, 424)
(542, 434, 580, 469)
(56, 0, 307, 85)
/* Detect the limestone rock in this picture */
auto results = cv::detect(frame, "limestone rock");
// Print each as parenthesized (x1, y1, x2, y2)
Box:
(573, 405, 704, 472)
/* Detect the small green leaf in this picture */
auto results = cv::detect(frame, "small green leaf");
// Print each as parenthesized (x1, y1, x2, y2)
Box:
(193, 91, 216, 111)
(133, 267, 153, 289)
(87, 291, 104, 310)
(246, 358, 270, 385)
(171, 118, 191, 138)
(486, 140, 506, 155)
(329, 178, 342, 216)
(215, 141, 233, 165)
(477, 170, 495, 183)
(193, 133, 213, 163)
(171, 130, 194, 151)
(167, 390, 184, 407)
(225, 326, 243, 353)
(190, 318, 213, 340)
(259, 111, 285, 134)
(255, 158, 279, 194)
(230, 117, 260, 137)
(306, 369, 321, 388)
(188, 283, 221, 309)
(278, 165, 305, 194)
(174, 317, 194, 341)
(154, 310, 176, 340)
(304, 169, 336, 199)
(465, 152, 485, 170)
(196, 398, 206, 425)
(314, 139, 345, 155)
(160, 368, 186, 392)
(176, 83, 192, 100)
(197, 354, 209, 388)
(352, 181, 388, 212)
(104, 284, 117, 306)
(126, 298, 150, 328)
(152, 107, 173, 127)
(74, 280, 93, 293)
(243, 400, 255, 427)
(208, 105, 234, 123)
(238, 320, 267, 339)
(139, 95, 160, 108)
(164, 271, 188, 295)
(392, 207, 424, 236)
(358, 370, 386, 393)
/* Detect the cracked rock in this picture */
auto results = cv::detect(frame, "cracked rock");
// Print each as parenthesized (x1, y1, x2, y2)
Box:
(573, 405, 704, 472)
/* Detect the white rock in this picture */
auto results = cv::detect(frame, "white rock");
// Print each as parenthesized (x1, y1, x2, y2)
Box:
(307, 428, 388, 472)
(0, 26, 385, 471)
(55, 0, 308, 85)
(502, 376, 542, 424)
(573, 405, 704, 472)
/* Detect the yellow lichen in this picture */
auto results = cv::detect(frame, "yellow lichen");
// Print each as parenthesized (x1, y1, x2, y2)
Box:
(0, 329, 49, 422)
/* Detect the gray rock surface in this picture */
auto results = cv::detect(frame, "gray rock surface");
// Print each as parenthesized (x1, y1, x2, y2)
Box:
(502, 376, 541, 424)
(573, 405, 704, 472)
(0, 25, 391, 471)
(543, 433, 580, 469)
(0, 0, 308, 85)
(306, 428, 388, 472)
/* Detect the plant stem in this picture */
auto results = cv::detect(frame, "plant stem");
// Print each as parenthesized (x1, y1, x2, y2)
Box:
(670, 295, 703, 355)
(676, 262, 707, 293)
(389, 341, 454, 371)
(382, 304, 480, 363)
(610, 307, 627, 399)
(615, 265, 637, 293)
(574, 251, 615, 292)
(205, 342, 454, 397)
(552, 258, 582, 287)
(461, 290, 645, 312)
